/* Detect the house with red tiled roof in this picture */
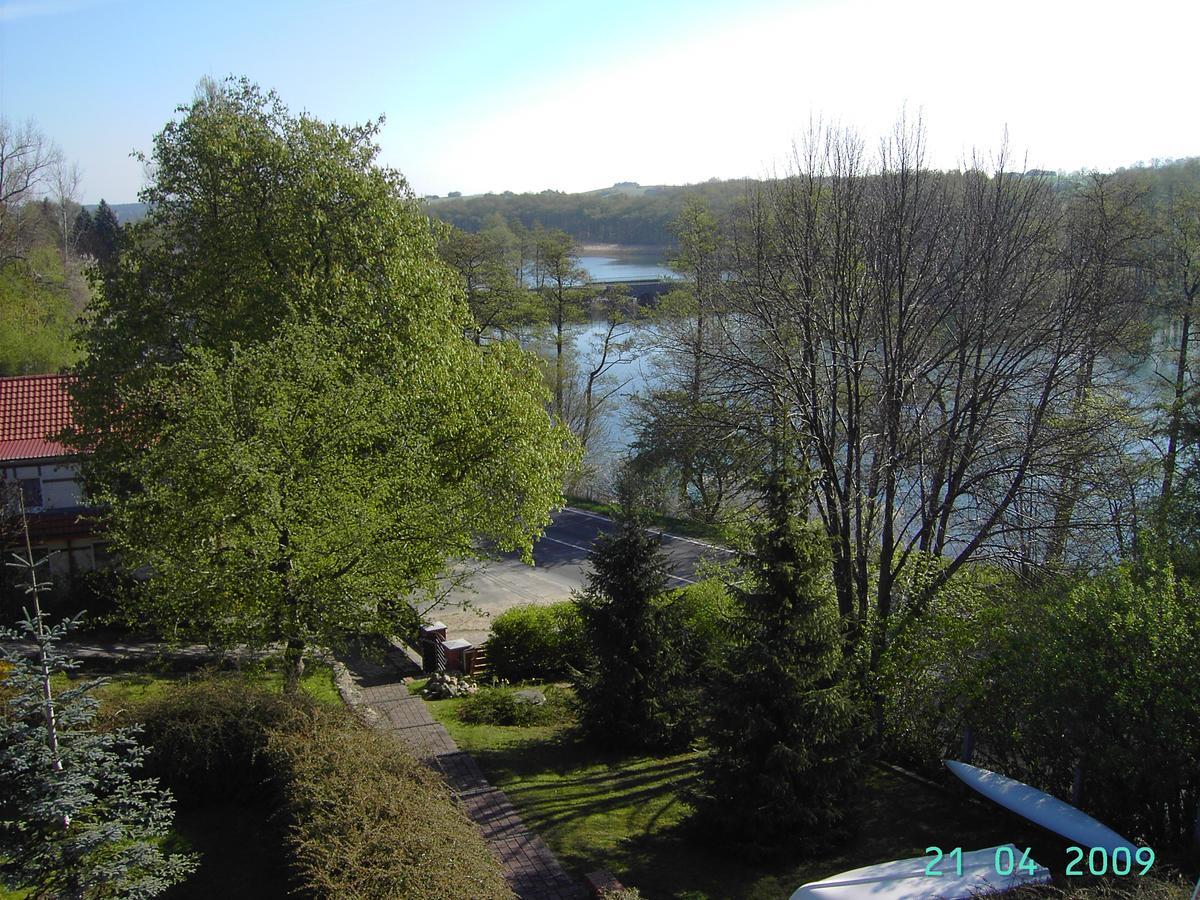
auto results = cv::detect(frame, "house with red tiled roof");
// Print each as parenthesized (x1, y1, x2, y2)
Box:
(1, 374, 105, 597)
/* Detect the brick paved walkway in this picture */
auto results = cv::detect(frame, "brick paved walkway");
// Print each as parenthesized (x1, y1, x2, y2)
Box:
(343, 655, 586, 900)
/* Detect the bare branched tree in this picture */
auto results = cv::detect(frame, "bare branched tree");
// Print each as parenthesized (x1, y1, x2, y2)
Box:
(0, 118, 61, 265)
(711, 119, 1099, 675)
(50, 160, 83, 268)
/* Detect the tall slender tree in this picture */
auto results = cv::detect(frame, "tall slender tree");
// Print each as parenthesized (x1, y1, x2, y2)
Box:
(530, 228, 590, 421)
(693, 452, 863, 856)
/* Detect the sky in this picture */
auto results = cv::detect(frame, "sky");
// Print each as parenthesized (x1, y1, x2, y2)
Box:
(1, 0, 1197, 205)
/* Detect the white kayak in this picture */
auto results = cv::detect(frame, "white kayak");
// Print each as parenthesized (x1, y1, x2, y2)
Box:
(789, 844, 1050, 899)
(945, 760, 1137, 853)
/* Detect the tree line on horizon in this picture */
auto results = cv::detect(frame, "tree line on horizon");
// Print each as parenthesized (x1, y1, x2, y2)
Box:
(426, 158, 1199, 248)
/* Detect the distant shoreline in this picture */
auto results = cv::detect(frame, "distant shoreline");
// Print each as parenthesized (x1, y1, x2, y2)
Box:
(579, 242, 669, 254)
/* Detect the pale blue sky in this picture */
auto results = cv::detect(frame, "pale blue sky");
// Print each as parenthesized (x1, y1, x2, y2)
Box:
(1, 0, 1197, 204)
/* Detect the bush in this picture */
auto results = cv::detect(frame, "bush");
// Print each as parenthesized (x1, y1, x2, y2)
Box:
(880, 551, 1200, 850)
(270, 703, 512, 899)
(134, 675, 512, 898)
(134, 675, 303, 804)
(458, 685, 574, 727)
(487, 602, 583, 682)
(668, 578, 737, 670)
(876, 555, 1002, 771)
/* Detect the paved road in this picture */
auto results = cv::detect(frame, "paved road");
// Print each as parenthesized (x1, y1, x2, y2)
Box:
(429, 508, 731, 646)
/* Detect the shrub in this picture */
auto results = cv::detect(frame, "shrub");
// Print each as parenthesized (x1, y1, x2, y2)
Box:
(668, 577, 737, 671)
(458, 685, 574, 727)
(881, 550, 1200, 850)
(269, 703, 512, 899)
(487, 602, 583, 682)
(134, 674, 303, 805)
(133, 675, 512, 898)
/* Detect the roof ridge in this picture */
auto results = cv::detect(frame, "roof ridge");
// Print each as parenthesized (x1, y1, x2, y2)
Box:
(0, 373, 76, 383)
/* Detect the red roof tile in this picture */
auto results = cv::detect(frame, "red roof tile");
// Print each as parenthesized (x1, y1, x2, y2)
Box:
(0, 374, 76, 463)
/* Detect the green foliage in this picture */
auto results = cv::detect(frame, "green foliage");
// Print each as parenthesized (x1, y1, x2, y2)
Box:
(133, 676, 303, 805)
(457, 685, 573, 727)
(875, 554, 1003, 768)
(882, 549, 1200, 849)
(70, 79, 580, 685)
(437, 222, 538, 342)
(693, 466, 864, 857)
(668, 577, 736, 670)
(132, 676, 512, 898)
(0, 247, 80, 375)
(486, 602, 583, 682)
(82, 200, 121, 271)
(982, 554, 1200, 847)
(0, 610, 194, 897)
(427, 178, 756, 246)
(267, 702, 513, 899)
(572, 513, 698, 751)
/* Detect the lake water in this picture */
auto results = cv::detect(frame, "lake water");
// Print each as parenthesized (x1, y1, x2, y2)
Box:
(578, 246, 676, 283)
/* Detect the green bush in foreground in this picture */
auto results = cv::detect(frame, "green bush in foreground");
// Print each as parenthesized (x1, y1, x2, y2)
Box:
(134, 676, 302, 805)
(271, 702, 512, 899)
(134, 676, 512, 899)
(487, 602, 583, 682)
(458, 685, 574, 727)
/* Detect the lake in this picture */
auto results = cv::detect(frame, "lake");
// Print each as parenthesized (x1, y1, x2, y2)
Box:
(578, 245, 676, 283)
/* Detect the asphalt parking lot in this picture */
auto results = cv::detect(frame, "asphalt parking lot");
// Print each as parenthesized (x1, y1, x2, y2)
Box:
(428, 507, 730, 645)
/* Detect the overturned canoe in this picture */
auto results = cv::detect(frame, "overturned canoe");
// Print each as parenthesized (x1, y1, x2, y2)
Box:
(789, 844, 1051, 899)
(945, 760, 1136, 853)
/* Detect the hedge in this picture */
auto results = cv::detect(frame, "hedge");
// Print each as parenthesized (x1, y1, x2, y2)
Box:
(135, 676, 512, 899)
(486, 602, 583, 682)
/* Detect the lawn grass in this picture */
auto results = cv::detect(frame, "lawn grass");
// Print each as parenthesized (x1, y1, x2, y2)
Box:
(47, 658, 341, 715)
(420, 682, 1173, 900)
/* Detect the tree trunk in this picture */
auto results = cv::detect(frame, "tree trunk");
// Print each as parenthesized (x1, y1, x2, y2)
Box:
(283, 637, 306, 695)
(1162, 301, 1193, 503)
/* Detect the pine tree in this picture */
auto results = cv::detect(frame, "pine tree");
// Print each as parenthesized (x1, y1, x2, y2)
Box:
(692, 461, 863, 857)
(572, 507, 696, 751)
(0, 508, 194, 897)
(72, 207, 94, 259)
(89, 199, 121, 271)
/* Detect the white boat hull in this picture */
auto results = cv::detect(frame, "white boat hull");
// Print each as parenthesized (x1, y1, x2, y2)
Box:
(945, 760, 1136, 853)
(790, 845, 1051, 900)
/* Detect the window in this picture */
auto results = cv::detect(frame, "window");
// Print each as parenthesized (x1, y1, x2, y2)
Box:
(19, 478, 42, 510)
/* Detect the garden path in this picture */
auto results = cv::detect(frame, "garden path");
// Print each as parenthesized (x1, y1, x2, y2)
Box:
(341, 653, 587, 900)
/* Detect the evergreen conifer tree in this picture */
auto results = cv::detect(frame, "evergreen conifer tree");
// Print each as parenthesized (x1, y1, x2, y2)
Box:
(89, 199, 121, 271)
(72, 207, 94, 258)
(572, 507, 696, 751)
(692, 458, 863, 856)
(0, 511, 194, 896)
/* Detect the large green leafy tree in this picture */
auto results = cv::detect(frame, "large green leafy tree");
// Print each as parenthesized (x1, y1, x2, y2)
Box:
(437, 223, 537, 344)
(69, 79, 578, 690)
(692, 462, 863, 857)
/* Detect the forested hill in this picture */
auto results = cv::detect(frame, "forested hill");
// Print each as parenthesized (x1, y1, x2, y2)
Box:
(423, 179, 756, 246)
(425, 160, 1200, 247)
